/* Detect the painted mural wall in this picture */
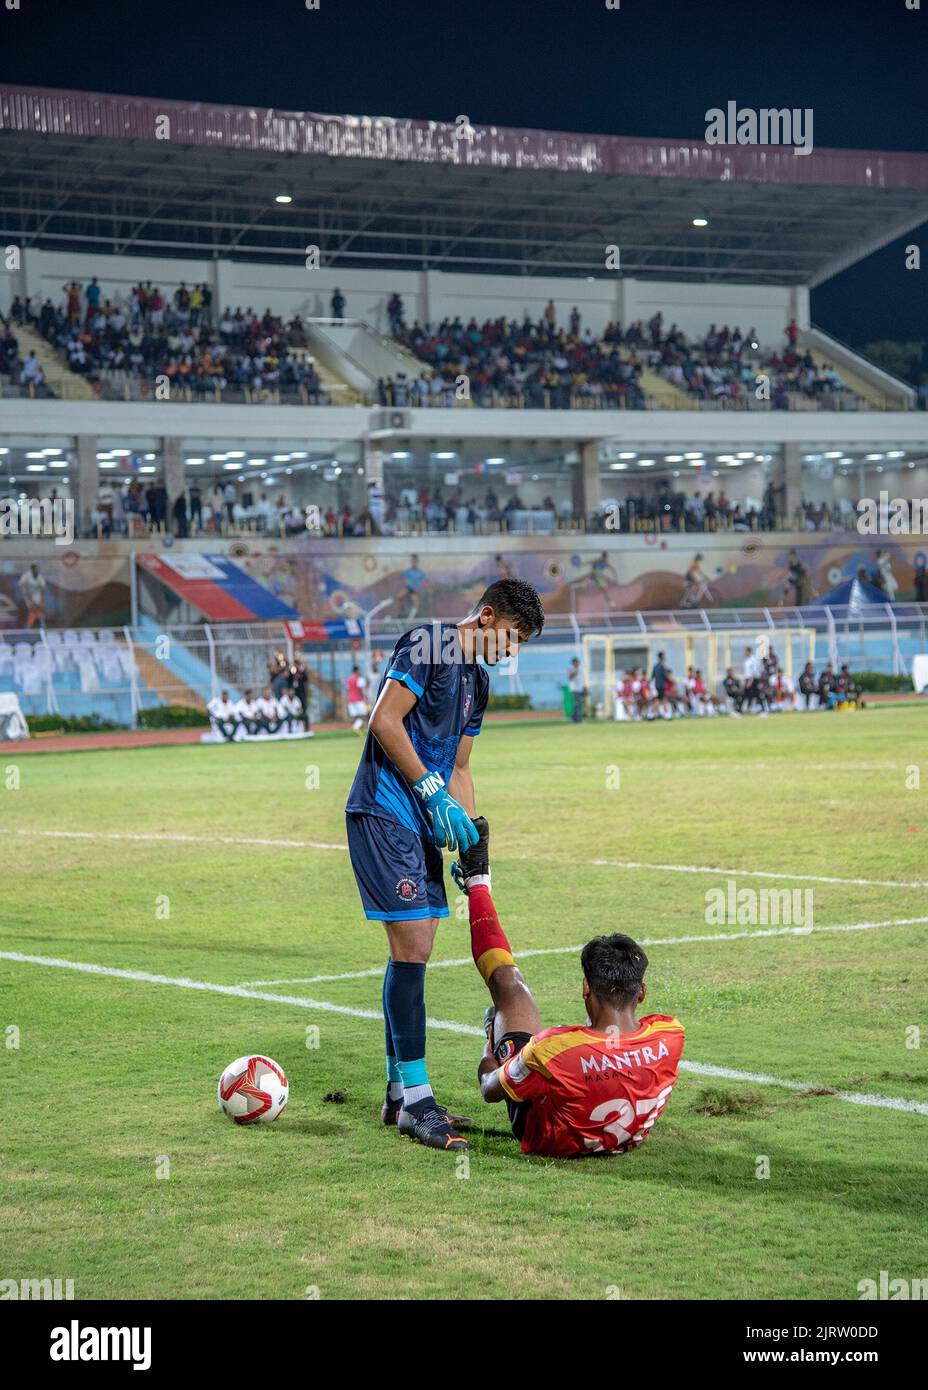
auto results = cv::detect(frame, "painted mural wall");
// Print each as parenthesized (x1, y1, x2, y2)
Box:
(0, 549, 131, 628)
(231, 533, 925, 621)
(3, 531, 925, 630)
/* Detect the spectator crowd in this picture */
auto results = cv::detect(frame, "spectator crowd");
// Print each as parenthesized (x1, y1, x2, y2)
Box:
(380, 302, 857, 412)
(85, 477, 312, 540)
(595, 480, 785, 535)
(331, 482, 568, 539)
(644, 314, 851, 408)
(206, 685, 308, 741)
(6, 283, 329, 401)
(206, 651, 312, 740)
(0, 317, 49, 394)
(0, 286, 875, 416)
(596, 648, 863, 722)
(385, 303, 646, 409)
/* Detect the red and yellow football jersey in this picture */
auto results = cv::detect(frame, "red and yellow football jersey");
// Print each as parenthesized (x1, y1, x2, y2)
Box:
(498, 1014, 684, 1157)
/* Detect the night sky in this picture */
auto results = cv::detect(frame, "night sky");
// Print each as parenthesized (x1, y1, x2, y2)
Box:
(1, 0, 925, 345)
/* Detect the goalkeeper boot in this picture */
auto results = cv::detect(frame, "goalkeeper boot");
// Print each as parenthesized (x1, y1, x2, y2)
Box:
(450, 815, 490, 895)
(397, 1103, 470, 1151)
(381, 1092, 473, 1129)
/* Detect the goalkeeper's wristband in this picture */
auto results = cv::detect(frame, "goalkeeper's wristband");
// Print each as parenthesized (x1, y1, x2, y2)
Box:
(412, 770, 478, 852)
(413, 770, 447, 802)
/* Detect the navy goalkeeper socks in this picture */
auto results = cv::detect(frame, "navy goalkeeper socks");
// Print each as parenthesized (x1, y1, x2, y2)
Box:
(383, 958, 433, 1111)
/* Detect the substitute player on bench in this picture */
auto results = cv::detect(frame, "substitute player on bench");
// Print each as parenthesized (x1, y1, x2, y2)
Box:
(452, 819, 684, 1157)
(346, 579, 545, 1151)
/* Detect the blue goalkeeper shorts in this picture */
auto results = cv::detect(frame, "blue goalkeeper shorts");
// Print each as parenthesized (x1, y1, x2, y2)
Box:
(345, 811, 449, 921)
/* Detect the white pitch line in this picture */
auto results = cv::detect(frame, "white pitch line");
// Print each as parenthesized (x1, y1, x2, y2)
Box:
(3, 827, 927, 891)
(0, 828, 347, 852)
(0, 950, 477, 1037)
(678, 1061, 928, 1116)
(238, 916, 928, 987)
(591, 859, 928, 890)
(1, 949, 926, 1118)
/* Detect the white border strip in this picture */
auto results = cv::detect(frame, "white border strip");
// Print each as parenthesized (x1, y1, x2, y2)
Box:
(0, 828, 348, 852)
(1, 949, 926, 1117)
(0, 950, 478, 1037)
(591, 859, 928, 890)
(239, 917, 928, 987)
(3, 827, 926, 891)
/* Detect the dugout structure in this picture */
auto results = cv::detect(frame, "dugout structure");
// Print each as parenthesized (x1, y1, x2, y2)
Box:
(583, 627, 816, 717)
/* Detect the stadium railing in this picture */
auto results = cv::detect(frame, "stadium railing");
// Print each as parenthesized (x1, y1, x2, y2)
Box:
(0, 373, 902, 412)
(2, 603, 923, 727)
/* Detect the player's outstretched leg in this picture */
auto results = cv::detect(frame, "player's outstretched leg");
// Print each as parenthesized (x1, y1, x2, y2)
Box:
(452, 818, 542, 1050)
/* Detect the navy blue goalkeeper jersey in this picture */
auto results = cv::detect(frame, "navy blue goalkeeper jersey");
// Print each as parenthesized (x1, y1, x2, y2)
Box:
(346, 623, 489, 835)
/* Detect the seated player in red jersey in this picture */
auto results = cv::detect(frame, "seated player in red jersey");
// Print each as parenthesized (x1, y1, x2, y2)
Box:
(637, 673, 659, 720)
(662, 668, 685, 718)
(451, 819, 684, 1157)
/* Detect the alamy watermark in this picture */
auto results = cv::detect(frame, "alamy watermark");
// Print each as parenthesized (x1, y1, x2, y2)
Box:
(857, 1270, 928, 1300)
(705, 880, 814, 928)
(705, 102, 813, 156)
(407, 621, 522, 670)
(856, 493, 927, 535)
(0, 1276, 74, 1300)
(0, 497, 74, 545)
(49, 1322, 151, 1370)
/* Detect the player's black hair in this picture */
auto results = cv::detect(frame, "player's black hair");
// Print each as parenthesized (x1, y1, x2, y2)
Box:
(581, 934, 649, 1006)
(473, 578, 545, 639)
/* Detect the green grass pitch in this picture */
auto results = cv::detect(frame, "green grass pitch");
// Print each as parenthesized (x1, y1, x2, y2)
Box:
(1, 706, 927, 1300)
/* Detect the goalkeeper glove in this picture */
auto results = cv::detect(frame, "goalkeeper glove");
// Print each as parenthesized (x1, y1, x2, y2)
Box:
(449, 859, 468, 896)
(412, 770, 478, 852)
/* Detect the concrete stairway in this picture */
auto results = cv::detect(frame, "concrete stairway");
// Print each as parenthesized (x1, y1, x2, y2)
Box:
(129, 642, 206, 710)
(291, 348, 364, 405)
(800, 328, 915, 411)
(305, 318, 410, 393)
(14, 323, 97, 400)
(639, 365, 691, 409)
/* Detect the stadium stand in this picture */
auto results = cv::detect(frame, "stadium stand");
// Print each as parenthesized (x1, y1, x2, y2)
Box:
(6, 293, 351, 405)
(4, 287, 881, 414)
(0, 625, 214, 723)
(1, 84, 927, 699)
(1, 629, 140, 719)
(388, 314, 864, 412)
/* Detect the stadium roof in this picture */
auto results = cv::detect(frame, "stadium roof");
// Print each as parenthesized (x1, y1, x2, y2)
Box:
(3, 85, 928, 286)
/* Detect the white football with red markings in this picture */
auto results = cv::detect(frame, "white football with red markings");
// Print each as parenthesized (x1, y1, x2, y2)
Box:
(217, 1055, 289, 1124)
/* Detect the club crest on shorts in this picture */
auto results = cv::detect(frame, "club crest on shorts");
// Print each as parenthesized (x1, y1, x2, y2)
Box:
(394, 875, 420, 902)
(497, 1038, 516, 1061)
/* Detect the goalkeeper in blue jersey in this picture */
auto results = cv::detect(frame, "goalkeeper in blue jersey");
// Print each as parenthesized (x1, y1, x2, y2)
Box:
(345, 578, 545, 1151)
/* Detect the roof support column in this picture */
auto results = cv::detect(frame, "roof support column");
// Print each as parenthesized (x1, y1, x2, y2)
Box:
(615, 273, 628, 328)
(74, 434, 98, 539)
(790, 285, 810, 331)
(163, 436, 185, 519)
(619, 276, 640, 329)
(574, 442, 601, 529)
(420, 269, 433, 327)
(783, 441, 802, 527)
(211, 260, 236, 324)
(357, 440, 383, 526)
(19, 245, 43, 309)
